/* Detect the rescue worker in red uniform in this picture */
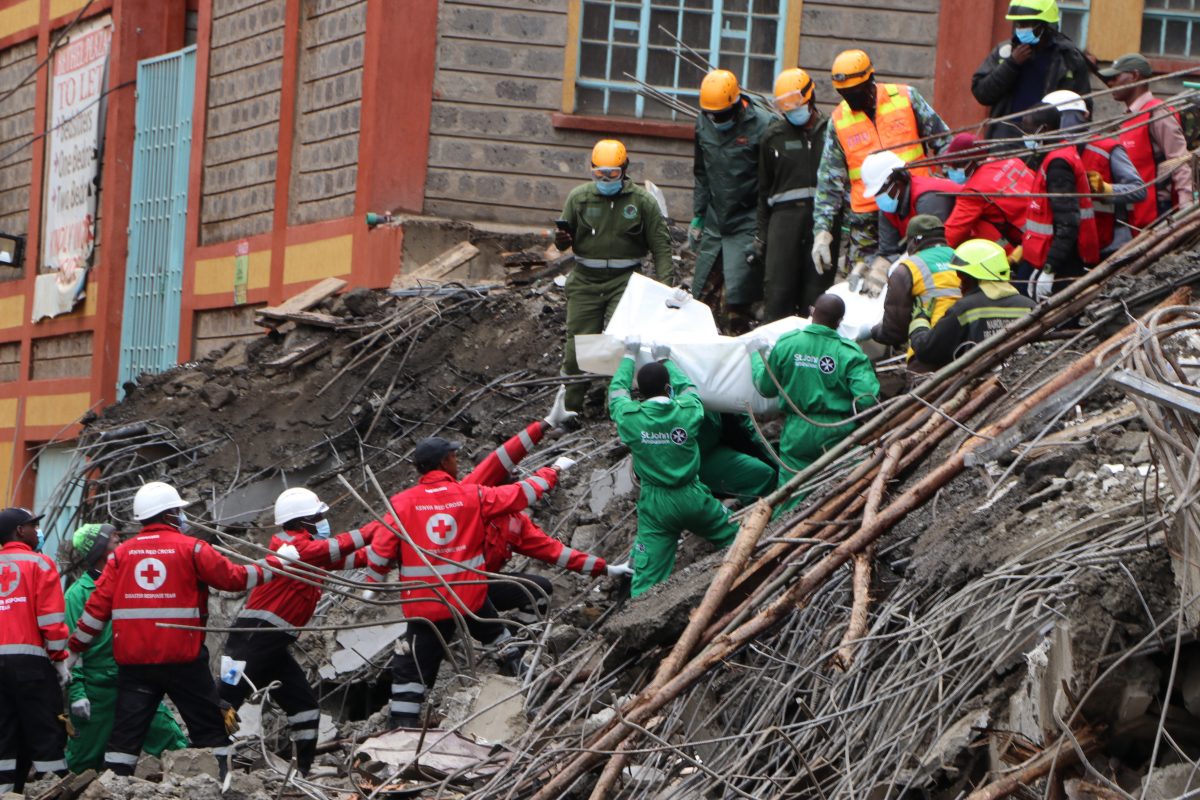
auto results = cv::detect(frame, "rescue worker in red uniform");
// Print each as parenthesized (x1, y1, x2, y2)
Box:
(359, 436, 567, 728)
(942, 133, 1037, 255)
(218, 487, 370, 775)
(1015, 97, 1100, 301)
(860, 150, 960, 262)
(0, 507, 70, 794)
(67, 482, 287, 777)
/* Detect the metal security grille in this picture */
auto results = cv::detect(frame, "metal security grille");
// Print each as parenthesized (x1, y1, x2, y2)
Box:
(117, 46, 196, 396)
(1143, 0, 1200, 57)
(575, 0, 784, 120)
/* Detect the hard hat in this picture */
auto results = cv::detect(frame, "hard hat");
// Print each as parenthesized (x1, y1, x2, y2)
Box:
(831, 49, 874, 89)
(950, 239, 1011, 282)
(1042, 89, 1086, 113)
(861, 150, 907, 199)
(699, 69, 740, 112)
(591, 139, 627, 168)
(133, 481, 190, 521)
(274, 487, 329, 526)
(773, 68, 814, 112)
(1006, 0, 1060, 24)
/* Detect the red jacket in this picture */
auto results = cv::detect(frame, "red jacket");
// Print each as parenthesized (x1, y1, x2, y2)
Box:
(237, 527, 369, 632)
(1120, 98, 1176, 228)
(1023, 145, 1100, 269)
(882, 175, 961, 239)
(0, 542, 69, 661)
(466, 421, 607, 577)
(1081, 138, 1118, 249)
(944, 157, 1036, 250)
(359, 466, 558, 621)
(69, 524, 281, 665)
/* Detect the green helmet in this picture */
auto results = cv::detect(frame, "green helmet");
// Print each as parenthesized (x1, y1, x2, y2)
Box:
(950, 239, 1010, 282)
(1006, 0, 1059, 24)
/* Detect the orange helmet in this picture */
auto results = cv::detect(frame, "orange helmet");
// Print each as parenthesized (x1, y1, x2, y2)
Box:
(773, 68, 815, 112)
(831, 49, 874, 89)
(591, 139, 627, 168)
(699, 69, 740, 112)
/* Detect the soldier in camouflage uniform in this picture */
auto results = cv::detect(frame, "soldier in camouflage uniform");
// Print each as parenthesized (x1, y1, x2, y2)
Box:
(812, 50, 948, 296)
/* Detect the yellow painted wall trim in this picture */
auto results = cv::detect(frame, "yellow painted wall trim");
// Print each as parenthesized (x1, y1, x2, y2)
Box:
(1089, 0, 1145, 62)
(24, 391, 91, 428)
(0, 0, 38, 41)
(784, 0, 803, 69)
(83, 288, 97, 317)
(283, 234, 353, 284)
(0, 398, 17, 428)
(0, 441, 13, 505)
(0, 295, 25, 330)
(194, 250, 270, 295)
(48, 0, 89, 19)
(561, 0, 581, 113)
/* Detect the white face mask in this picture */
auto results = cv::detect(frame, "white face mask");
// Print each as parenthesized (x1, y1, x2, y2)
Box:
(314, 519, 332, 540)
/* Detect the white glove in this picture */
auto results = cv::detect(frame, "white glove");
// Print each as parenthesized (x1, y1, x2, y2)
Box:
(55, 659, 71, 687)
(665, 287, 690, 309)
(276, 543, 301, 562)
(543, 385, 577, 428)
(552, 456, 577, 472)
(606, 561, 634, 577)
(1034, 269, 1054, 302)
(65, 651, 80, 673)
(812, 230, 834, 275)
(650, 342, 671, 361)
(744, 334, 770, 355)
(623, 336, 641, 357)
(71, 698, 91, 720)
(361, 588, 377, 602)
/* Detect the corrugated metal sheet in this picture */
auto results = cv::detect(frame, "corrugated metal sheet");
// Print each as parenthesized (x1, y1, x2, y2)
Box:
(118, 46, 196, 395)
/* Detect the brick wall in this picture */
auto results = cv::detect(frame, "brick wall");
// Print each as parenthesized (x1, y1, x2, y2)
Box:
(0, 40, 37, 278)
(200, 0, 287, 244)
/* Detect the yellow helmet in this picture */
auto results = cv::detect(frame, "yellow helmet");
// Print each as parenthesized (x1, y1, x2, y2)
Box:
(591, 139, 627, 169)
(950, 239, 1011, 282)
(831, 49, 874, 89)
(773, 68, 815, 112)
(699, 69, 740, 112)
(1006, 0, 1059, 24)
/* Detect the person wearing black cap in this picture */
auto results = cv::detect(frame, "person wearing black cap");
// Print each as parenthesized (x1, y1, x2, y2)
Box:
(0, 507, 70, 794)
(358, 435, 569, 728)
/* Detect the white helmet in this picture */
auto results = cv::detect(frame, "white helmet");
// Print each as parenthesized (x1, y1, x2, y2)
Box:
(274, 487, 329, 526)
(1042, 89, 1087, 114)
(861, 150, 907, 198)
(133, 481, 190, 521)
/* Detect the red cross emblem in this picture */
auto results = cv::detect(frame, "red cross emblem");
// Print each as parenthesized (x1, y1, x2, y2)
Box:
(134, 557, 167, 591)
(426, 514, 458, 546)
(0, 563, 20, 597)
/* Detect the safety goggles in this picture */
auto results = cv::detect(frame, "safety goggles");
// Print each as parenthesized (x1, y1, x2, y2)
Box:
(832, 68, 871, 85)
(591, 166, 623, 180)
(774, 83, 814, 112)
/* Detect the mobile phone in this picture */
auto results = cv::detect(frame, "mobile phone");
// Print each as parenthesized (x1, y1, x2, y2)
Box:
(554, 219, 571, 232)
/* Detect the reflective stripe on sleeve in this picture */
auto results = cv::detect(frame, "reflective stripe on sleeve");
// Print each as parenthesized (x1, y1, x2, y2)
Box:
(520, 482, 537, 504)
(45, 639, 67, 651)
(367, 548, 390, 567)
(237, 609, 294, 630)
(290, 729, 318, 741)
(495, 446, 517, 473)
(37, 612, 64, 626)
(72, 630, 95, 645)
(111, 607, 201, 620)
(1024, 219, 1054, 235)
(81, 612, 104, 630)
(582, 555, 599, 574)
(328, 539, 342, 562)
(399, 555, 485, 578)
(349, 529, 365, 549)
(556, 548, 575, 569)
(517, 429, 535, 451)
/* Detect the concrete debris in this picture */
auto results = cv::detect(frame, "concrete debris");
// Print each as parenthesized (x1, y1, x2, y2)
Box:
(355, 729, 509, 779)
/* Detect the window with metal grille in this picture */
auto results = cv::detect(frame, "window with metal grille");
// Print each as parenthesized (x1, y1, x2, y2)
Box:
(1142, 0, 1200, 58)
(1059, 0, 1090, 48)
(575, 0, 784, 120)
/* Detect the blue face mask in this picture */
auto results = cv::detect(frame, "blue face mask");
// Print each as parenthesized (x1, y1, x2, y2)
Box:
(784, 106, 811, 127)
(946, 167, 968, 185)
(1015, 27, 1040, 45)
(177, 510, 191, 534)
(1024, 137, 1040, 152)
(874, 191, 900, 214)
(712, 118, 736, 132)
(594, 178, 622, 196)
(314, 519, 331, 540)
(35, 529, 44, 552)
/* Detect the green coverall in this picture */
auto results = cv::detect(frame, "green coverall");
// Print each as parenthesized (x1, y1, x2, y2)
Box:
(697, 409, 777, 505)
(751, 324, 881, 478)
(693, 96, 775, 311)
(560, 179, 674, 411)
(65, 572, 188, 773)
(609, 358, 738, 597)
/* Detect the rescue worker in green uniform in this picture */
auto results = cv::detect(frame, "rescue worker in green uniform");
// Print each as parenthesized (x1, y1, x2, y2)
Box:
(749, 295, 881, 478)
(557, 139, 675, 412)
(758, 67, 836, 322)
(64, 524, 187, 773)
(691, 69, 775, 334)
(697, 409, 778, 506)
(609, 339, 739, 596)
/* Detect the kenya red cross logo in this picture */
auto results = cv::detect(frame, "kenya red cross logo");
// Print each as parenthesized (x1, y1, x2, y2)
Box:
(134, 557, 167, 591)
(0, 563, 20, 597)
(426, 514, 458, 546)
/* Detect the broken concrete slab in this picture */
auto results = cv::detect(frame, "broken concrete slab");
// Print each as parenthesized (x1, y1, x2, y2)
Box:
(356, 728, 510, 779)
(319, 620, 408, 679)
(161, 748, 219, 780)
(587, 459, 636, 517)
(462, 674, 527, 744)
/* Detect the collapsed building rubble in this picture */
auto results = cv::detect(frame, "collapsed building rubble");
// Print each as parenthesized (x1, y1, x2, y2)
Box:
(25, 207, 1200, 798)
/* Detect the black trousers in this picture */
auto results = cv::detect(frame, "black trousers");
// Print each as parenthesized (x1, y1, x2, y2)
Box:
(220, 622, 319, 773)
(390, 599, 509, 726)
(0, 655, 67, 792)
(486, 572, 553, 617)
(763, 202, 834, 322)
(105, 647, 229, 776)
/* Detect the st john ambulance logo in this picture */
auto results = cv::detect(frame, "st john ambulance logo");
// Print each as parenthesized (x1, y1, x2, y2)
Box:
(819, 356, 837, 374)
(670, 428, 688, 445)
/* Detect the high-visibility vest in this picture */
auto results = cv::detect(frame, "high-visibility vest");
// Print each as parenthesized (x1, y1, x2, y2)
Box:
(832, 83, 928, 213)
(1080, 138, 1118, 249)
(881, 175, 960, 238)
(1022, 145, 1100, 269)
(1120, 97, 1179, 229)
(902, 250, 961, 359)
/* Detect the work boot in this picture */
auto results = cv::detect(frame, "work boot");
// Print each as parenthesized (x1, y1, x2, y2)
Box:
(496, 644, 532, 680)
(391, 714, 421, 729)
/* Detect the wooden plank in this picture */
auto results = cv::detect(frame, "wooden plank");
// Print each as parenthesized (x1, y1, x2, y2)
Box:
(256, 309, 342, 328)
(393, 241, 480, 289)
(265, 337, 331, 367)
(260, 276, 346, 315)
(1088, 0, 1145, 61)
